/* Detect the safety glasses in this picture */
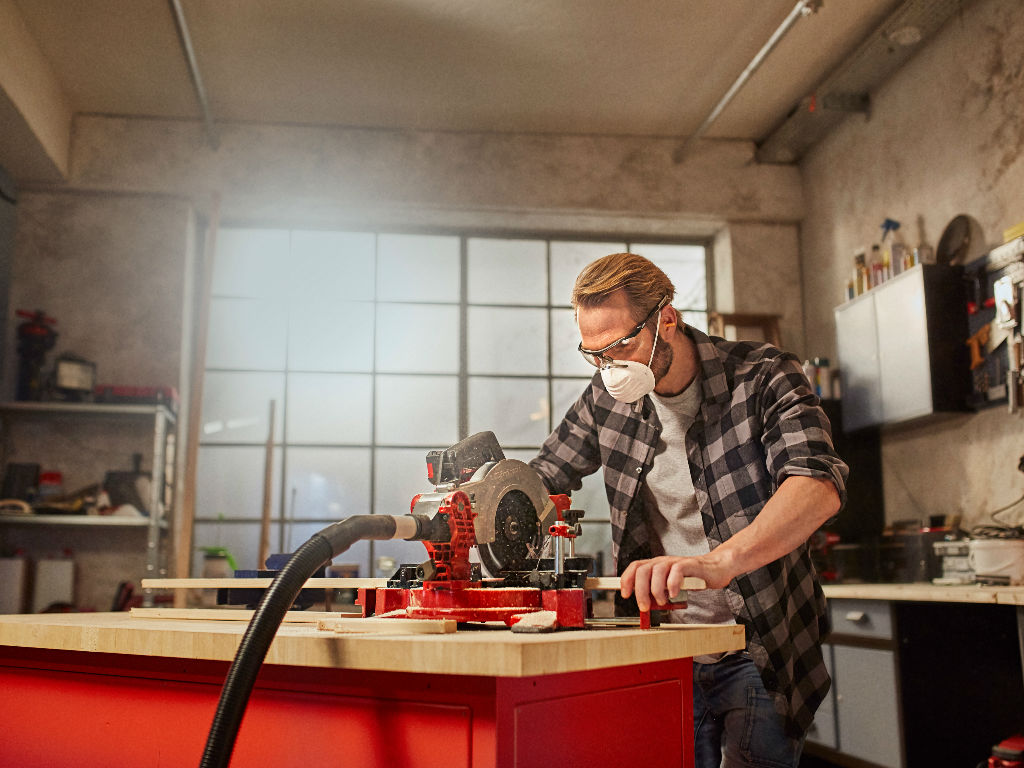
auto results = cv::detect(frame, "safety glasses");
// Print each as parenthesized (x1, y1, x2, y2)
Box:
(577, 298, 668, 368)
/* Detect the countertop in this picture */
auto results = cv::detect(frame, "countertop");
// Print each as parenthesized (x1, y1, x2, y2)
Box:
(0, 612, 745, 677)
(823, 582, 1024, 605)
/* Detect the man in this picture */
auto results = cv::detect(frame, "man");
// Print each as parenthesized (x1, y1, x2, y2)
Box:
(530, 252, 847, 768)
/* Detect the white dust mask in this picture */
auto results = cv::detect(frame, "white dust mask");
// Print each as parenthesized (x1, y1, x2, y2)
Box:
(599, 310, 661, 404)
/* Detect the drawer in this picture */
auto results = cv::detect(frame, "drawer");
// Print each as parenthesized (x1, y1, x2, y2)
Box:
(829, 598, 893, 640)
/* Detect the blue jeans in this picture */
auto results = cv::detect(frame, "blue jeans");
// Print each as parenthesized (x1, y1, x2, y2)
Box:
(692, 653, 804, 768)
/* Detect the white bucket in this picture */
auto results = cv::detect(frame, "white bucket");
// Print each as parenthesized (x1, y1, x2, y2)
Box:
(968, 538, 1024, 585)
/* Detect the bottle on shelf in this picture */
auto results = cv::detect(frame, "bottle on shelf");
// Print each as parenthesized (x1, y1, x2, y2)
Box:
(37, 471, 64, 503)
(870, 243, 883, 288)
(914, 214, 935, 265)
(853, 249, 869, 296)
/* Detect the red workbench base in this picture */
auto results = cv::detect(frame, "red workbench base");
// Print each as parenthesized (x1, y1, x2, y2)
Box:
(0, 645, 694, 768)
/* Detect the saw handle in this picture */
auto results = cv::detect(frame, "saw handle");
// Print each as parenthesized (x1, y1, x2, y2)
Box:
(550, 493, 572, 519)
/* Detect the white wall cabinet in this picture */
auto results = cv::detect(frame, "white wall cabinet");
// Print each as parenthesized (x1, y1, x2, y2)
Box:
(834, 264, 969, 432)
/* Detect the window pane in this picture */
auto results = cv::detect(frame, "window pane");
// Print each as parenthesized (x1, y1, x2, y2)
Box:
(549, 241, 626, 307)
(282, 522, 370, 573)
(467, 238, 547, 305)
(196, 446, 282, 520)
(193, 520, 279, 573)
(377, 234, 460, 302)
(374, 448, 431, 515)
(285, 447, 372, 519)
(286, 373, 372, 444)
(467, 307, 547, 375)
(207, 297, 287, 371)
(468, 377, 549, 447)
(576, 521, 614, 575)
(550, 308, 595, 377)
(630, 243, 707, 310)
(373, 539, 433, 575)
(682, 310, 708, 334)
(328, 541, 371, 579)
(212, 229, 289, 298)
(376, 303, 459, 373)
(288, 299, 374, 372)
(289, 230, 375, 302)
(571, 471, 611, 521)
(552, 378, 592, 423)
(375, 376, 458, 445)
(201, 372, 285, 444)
(503, 448, 541, 463)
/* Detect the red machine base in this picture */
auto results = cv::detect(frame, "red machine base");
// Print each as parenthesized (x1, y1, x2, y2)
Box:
(360, 584, 588, 628)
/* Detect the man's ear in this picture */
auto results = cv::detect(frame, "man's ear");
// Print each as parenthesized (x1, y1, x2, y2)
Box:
(662, 306, 678, 335)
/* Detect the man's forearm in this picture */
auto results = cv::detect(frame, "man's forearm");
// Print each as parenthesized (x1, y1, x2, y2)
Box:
(705, 475, 840, 581)
(622, 474, 841, 606)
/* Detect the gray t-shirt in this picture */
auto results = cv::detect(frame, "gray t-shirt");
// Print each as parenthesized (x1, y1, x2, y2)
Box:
(642, 377, 736, 662)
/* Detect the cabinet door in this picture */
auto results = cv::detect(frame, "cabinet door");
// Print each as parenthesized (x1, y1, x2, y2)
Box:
(835, 295, 881, 431)
(834, 645, 903, 768)
(874, 269, 932, 424)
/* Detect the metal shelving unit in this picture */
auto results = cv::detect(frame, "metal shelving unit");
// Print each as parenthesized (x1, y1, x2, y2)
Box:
(0, 401, 177, 606)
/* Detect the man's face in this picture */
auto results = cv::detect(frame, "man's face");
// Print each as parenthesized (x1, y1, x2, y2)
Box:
(577, 291, 673, 380)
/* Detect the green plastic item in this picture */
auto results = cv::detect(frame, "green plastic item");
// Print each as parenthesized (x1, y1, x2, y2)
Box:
(198, 546, 238, 571)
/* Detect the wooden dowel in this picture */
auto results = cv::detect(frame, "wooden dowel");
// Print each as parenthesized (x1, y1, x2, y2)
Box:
(258, 399, 275, 568)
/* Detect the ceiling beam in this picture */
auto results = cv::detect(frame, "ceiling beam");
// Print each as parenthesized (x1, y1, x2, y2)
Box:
(673, 0, 823, 164)
(756, 0, 974, 164)
(168, 0, 218, 150)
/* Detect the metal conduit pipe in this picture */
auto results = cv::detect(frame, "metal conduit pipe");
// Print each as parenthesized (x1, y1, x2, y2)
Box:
(672, 0, 822, 163)
(168, 0, 219, 149)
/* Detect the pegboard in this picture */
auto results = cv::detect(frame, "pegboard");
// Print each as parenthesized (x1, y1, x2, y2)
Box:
(965, 254, 1022, 409)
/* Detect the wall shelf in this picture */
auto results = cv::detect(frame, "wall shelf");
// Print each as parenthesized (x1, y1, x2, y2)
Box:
(0, 514, 167, 528)
(0, 401, 176, 423)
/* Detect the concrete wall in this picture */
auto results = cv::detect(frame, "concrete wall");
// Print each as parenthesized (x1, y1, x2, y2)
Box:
(800, 0, 1024, 529)
(2, 191, 193, 609)
(64, 116, 807, 352)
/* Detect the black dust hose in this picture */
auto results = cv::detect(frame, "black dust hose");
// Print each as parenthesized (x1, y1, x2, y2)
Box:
(199, 513, 426, 768)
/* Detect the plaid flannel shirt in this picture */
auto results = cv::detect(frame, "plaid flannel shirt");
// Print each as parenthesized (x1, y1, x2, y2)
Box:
(530, 324, 848, 737)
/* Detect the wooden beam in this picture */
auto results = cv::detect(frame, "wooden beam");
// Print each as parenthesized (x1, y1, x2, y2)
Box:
(129, 608, 361, 622)
(317, 617, 457, 635)
(173, 193, 221, 605)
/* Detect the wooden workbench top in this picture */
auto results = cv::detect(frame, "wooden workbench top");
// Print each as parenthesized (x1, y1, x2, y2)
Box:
(0, 612, 745, 677)
(823, 582, 1024, 605)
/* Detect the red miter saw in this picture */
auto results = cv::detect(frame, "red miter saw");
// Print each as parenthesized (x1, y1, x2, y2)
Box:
(357, 431, 603, 632)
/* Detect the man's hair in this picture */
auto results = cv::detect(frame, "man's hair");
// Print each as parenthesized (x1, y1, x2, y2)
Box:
(571, 252, 675, 322)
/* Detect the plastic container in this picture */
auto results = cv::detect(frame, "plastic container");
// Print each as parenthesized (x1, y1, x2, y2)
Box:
(37, 471, 64, 501)
(968, 538, 1024, 585)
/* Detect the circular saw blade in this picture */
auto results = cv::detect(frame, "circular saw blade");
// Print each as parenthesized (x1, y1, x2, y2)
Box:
(478, 489, 543, 577)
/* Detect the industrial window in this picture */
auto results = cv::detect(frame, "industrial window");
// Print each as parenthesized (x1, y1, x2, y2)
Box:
(194, 231, 708, 577)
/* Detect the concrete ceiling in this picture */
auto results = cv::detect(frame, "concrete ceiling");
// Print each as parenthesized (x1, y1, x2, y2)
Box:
(1, 0, 926, 183)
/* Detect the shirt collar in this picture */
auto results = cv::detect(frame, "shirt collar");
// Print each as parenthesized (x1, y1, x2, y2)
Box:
(684, 324, 733, 409)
